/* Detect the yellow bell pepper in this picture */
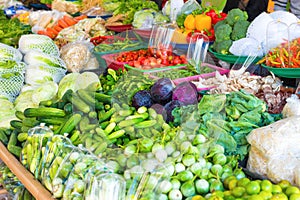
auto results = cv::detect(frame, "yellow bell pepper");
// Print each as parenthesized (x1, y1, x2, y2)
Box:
(195, 14, 212, 31)
(184, 14, 196, 30)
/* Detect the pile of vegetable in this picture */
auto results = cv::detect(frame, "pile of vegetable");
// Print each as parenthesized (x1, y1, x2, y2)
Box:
(212, 8, 250, 55)
(110, 48, 188, 70)
(260, 37, 300, 68)
(0, 11, 31, 47)
(103, 0, 159, 25)
(176, 8, 227, 42)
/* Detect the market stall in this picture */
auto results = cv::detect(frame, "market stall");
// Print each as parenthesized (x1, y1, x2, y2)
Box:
(0, 0, 300, 199)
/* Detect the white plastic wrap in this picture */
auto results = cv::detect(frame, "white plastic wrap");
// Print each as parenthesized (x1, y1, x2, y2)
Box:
(247, 116, 300, 186)
(282, 95, 300, 118)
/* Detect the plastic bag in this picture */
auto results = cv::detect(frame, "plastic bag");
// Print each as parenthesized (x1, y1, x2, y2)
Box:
(20, 124, 54, 176)
(62, 155, 106, 200)
(179, 0, 201, 15)
(85, 172, 126, 200)
(60, 41, 98, 72)
(247, 116, 300, 186)
(282, 94, 300, 118)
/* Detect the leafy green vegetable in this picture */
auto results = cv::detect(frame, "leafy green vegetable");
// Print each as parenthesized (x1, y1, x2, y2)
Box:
(173, 90, 280, 160)
(0, 11, 31, 48)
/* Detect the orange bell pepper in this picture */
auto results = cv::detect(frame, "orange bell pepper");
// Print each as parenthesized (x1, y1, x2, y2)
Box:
(195, 14, 212, 32)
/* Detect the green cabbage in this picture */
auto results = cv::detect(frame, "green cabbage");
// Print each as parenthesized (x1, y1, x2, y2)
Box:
(0, 98, 17, 128)
(57, 72, 101, 99)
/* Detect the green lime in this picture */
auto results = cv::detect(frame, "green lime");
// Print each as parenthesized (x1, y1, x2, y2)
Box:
(246, 181, 261, 195)
(272, 185, 283, 194)
(290, 193, 300, 200)
(247, 194, 264, 200)
(231, 186, 246, 198)
(259, 191, 273, 199)
(285, 186, 300, 197)
(260, 180, 273, 193)
(278, 180, 291, 191)
(270, 193, 288, 200)
(237, 177, 251, 188)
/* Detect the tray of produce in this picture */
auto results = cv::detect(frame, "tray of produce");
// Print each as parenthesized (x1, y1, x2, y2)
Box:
(259, 37, 300, 78)
(102, 48, 188, 71)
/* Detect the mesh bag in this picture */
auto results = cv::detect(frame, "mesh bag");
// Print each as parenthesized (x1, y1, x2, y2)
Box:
(18, 34, 60, 56)
(0, 43, 23, 62)
(0, 61, 27, 74)
(24, 50, 67, 69)
(25, 64, 67, 85)
(0, 72, 24, 102)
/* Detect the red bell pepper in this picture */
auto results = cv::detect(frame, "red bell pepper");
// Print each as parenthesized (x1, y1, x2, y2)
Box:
(205, 9, 227, 25)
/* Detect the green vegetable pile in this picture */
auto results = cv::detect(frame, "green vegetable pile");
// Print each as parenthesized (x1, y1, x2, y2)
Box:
(172, 90, 281, 160)
(146, 65, 215, 80)
(213, 8, 250, 55)
(103, 0, 159, 24)
(0, 11, 31, 47)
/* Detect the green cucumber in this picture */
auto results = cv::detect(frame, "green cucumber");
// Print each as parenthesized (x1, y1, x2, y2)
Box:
(94, 93, 112, 104)
(24, 107, 66, 118)
(60, 113, 82, 135)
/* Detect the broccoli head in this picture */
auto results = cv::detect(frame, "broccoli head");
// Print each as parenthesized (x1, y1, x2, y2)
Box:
(214, 19, 227, 31)
(231, 20, 250, 41)
(213, 40, 233, 55)
(215, 23, 232, 42)
(225, 8, 248, 26)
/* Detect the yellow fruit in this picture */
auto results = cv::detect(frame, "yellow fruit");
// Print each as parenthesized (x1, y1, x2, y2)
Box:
(184, 14, 196, 30)
(246, 181, 261, 195)
(261, 180, 273, 192)
(272, 185, 283, 194)
(231, 186, 246, 197)
(290, 193, 300, 200)
(195, 14, 212, 31)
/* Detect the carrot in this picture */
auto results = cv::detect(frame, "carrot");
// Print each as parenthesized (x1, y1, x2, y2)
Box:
(37, 30, 53, 38)
(52, 24, 63, 33)
(57, 18, 69, 29)
(63, 15, 77, 26)
(73, 15, 87, 21)
(45, 27, 57, 39)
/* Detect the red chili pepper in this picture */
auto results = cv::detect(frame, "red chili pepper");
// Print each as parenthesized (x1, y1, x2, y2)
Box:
(212, 12, 227, 25)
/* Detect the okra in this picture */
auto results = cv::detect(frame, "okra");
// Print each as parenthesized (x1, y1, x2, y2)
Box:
(70, 130, 81, 144)
(125, 112, 149, 120)
(94, 93, 112, 104)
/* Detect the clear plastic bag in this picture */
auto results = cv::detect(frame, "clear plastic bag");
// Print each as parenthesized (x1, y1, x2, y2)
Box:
(85, 172, 126, 200)
(247, 116, 300, 186)
(60, 41, 97, 73)
(179, 0, 201, 15)
(62, 155, 107, 200)
(50, 146, 91, 199)
(39, 135, 73, 183)
(20, 124, 54, 177)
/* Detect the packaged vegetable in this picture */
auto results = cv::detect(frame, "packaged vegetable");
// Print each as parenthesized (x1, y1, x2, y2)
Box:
(247, 116, 300, 187)
(85, 172, 126, 200)
(60, 41, 99, 72)
(282, 94, 300, 118)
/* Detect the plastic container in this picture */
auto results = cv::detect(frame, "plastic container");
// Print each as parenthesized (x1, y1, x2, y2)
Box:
(106, 24, 133, 32)
(93, 44, 147, 69)
(208, 47, 262, 64)
(171, 63, 230, 85)
(261, 64, 300, 78)
(125, 63, 187, 73)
